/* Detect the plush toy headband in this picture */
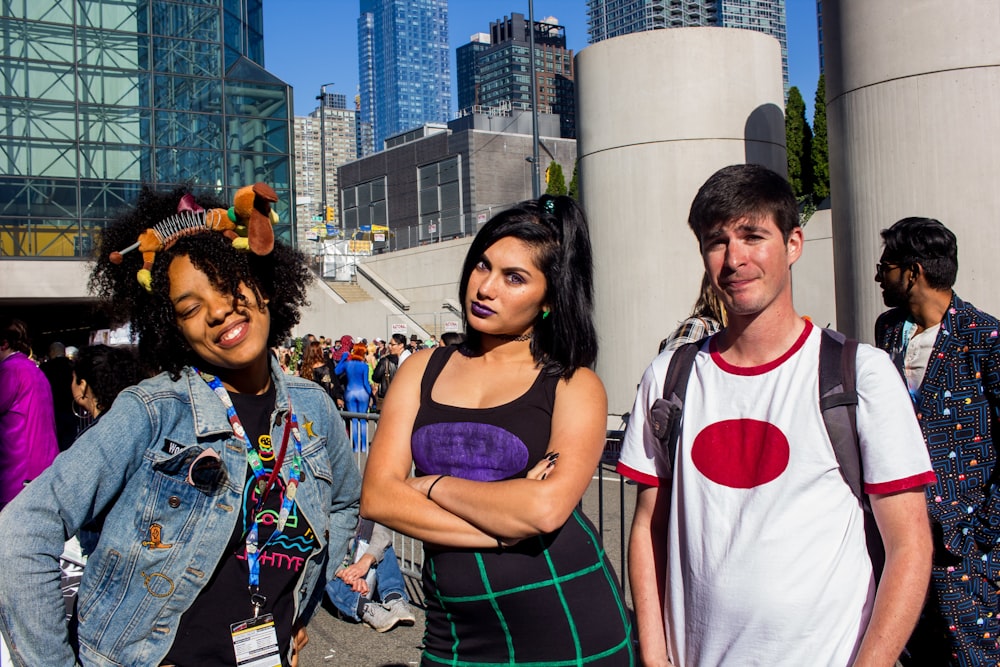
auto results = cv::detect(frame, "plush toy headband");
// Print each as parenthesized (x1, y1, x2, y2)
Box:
(110, 183, 280, 292)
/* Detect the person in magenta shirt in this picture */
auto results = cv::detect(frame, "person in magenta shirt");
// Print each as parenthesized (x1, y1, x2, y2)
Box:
(0, 319, 59, 508)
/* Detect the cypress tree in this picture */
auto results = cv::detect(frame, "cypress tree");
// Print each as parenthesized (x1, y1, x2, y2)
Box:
(568, 161, 580, 201)
(785, 86, 814, 199)
(545, 161, 567, 196)
(811, 74, 830, 201)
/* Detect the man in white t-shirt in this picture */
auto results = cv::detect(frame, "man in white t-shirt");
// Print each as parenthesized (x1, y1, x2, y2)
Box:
(619, 164, 936, 666)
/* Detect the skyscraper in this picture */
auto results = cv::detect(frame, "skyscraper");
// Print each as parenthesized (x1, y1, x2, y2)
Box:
(357, 0, 451, 155)
(586, 0, 788, 91)
(293, 95, 357, 245)
(457, 14, 576, 138)
(0, 0, 296, 262)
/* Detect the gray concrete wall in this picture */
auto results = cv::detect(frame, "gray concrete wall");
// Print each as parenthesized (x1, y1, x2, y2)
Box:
(576, 27, 787, 414)
(293, 237, 473, 341)
(824, 0, 1000, 341)
(0, 260, 91, 299)
(794, 207, 838, 330)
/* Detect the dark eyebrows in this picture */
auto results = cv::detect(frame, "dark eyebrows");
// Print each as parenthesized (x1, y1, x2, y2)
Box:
(703, 218, 772, 242)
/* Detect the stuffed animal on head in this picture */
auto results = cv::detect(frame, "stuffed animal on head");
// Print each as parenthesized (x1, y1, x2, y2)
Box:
(109, 183, 281, 291)
(229, 182, 279, 255)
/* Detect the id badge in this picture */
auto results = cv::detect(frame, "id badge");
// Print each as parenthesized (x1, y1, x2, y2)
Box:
(230, 613, 281, 667)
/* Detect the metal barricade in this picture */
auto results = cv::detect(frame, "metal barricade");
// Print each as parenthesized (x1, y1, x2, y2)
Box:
(340, 410, 426, 579)
(599, 428, 630, 590)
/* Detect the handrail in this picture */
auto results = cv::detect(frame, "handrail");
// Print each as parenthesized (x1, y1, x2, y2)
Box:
(355, 262, 410, 311)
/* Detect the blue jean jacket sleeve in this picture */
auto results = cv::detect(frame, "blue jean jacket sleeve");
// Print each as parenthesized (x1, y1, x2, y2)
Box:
(0, 388, 152, 667)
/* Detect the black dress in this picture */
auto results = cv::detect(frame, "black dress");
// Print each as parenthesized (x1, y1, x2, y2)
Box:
(411, 347, 634, 666)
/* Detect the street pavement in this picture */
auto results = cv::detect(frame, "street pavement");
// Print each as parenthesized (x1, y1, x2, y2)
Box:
(297, 467, 636, 666)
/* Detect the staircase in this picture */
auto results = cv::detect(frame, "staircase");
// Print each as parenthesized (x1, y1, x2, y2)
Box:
(324, 280, 374, 303)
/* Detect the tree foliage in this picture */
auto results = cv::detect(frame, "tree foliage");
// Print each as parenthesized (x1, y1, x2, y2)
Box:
(545, 161, 567, 196)
(811, 74, 830, 201)
(785, 86, 814, 199)
(568, 161, 580, 201)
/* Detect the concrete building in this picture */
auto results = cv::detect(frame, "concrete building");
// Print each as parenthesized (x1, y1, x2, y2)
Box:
(0, 0, 295, 347)
(586, 0, 789, 92)
(293, 95, 357, 245)
(823, 0, 1000, 340)
(357, 0, 451, 156)
(457, 13, 576, 138)
(576, 27, 787, 413)
(338, 108, 575, 254)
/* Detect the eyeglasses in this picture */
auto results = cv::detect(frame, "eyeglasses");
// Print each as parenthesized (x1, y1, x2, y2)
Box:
(187, 447, 227, 492)
(875, 261, 900, 280)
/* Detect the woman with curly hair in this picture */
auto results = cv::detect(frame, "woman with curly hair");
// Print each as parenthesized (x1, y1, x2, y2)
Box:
(0, 186, 360, 667)
(336, 342, 374, 451)
(362, 195, 634, 665)
(299, 340, 344, 410)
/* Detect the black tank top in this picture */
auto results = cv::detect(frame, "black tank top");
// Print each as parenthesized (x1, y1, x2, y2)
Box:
(411, 346, 558, 481)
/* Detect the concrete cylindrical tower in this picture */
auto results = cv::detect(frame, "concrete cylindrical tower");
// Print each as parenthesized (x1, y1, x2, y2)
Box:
(824, 0, 1000, 341)
(576, 28, 785, 414)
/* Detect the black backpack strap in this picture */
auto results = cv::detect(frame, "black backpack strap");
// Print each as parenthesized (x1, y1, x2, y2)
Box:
(819, 328, 885, 579)
(819, 328, 862, 503)
(649, 342, 699, 473)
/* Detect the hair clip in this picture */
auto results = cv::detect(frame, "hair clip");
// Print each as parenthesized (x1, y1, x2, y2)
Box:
(543, 198, 556, 214)
(110, 183, 280, 292)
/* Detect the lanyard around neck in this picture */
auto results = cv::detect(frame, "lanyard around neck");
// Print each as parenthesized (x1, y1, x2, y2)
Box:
(195, 369, 305, 615)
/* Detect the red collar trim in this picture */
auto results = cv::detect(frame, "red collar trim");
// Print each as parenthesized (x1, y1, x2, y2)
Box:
(710, 319, 813, 376)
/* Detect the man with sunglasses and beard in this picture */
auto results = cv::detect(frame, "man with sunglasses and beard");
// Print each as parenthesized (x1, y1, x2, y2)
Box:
(875, 217, 1000, 666)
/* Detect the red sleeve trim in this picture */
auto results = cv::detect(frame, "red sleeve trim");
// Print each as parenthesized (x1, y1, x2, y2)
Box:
(865, 470, 937, 495)
(616, 462, 663, 487)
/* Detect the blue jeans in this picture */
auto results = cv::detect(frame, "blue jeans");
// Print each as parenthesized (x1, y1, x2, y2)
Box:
(326, 546, 408, 621)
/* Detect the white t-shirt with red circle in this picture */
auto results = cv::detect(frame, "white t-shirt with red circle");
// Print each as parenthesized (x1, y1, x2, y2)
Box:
(618, 322, 935, 666)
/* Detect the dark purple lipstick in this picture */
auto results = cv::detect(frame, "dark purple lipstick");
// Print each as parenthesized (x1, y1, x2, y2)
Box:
(470, 302, 495, 317)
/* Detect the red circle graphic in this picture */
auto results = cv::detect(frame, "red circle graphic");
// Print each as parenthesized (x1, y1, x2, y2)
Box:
(690, 419, 789, 488)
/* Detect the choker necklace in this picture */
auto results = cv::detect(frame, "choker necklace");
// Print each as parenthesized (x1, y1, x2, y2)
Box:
(495, 332, 533, 342)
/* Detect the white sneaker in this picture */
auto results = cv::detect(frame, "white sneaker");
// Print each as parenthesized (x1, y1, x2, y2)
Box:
(383, 597, 415, 625)
(361, 601, 400, 633)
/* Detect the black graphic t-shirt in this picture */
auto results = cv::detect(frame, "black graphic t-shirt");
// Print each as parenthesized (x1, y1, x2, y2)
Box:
(163, 386, 318, 667)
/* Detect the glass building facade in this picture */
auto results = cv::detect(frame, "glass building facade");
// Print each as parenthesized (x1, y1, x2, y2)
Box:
(0, 0, 295, 259)
(586, 0, 788, 93)
(458, 14, 575, 138)
(357, 0, 451, 154)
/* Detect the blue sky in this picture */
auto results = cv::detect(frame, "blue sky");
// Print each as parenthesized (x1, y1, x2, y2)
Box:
(262, 1, 821, 120)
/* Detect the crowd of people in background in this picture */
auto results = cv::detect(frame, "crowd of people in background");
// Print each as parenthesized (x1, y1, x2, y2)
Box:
(275, 330, 467, 419)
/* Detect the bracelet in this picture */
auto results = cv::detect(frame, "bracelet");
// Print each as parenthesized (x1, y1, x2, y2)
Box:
(427, 474, 448, 500)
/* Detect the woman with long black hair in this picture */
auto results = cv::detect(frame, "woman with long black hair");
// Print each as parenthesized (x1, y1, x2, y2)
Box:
(362, 195, 634, 665)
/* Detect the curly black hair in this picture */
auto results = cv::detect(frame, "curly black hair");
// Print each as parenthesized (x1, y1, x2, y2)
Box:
(90, 186, 312, 378)
(73, 344, 145, 414)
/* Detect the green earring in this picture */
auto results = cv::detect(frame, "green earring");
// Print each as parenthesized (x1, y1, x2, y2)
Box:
(542, 309, 551, 320)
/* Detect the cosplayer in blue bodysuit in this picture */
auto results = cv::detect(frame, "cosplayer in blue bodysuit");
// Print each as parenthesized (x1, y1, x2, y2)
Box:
(336, 343, 374, 451)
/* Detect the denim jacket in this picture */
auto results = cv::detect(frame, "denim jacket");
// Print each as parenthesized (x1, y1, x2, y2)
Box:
(0, 357, 361, 666)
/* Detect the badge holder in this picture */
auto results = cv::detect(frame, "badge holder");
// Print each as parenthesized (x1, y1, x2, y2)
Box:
(230, 592, 281, 667)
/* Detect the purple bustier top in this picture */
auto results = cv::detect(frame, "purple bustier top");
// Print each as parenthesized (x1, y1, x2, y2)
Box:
(411, 346, 557, 482)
